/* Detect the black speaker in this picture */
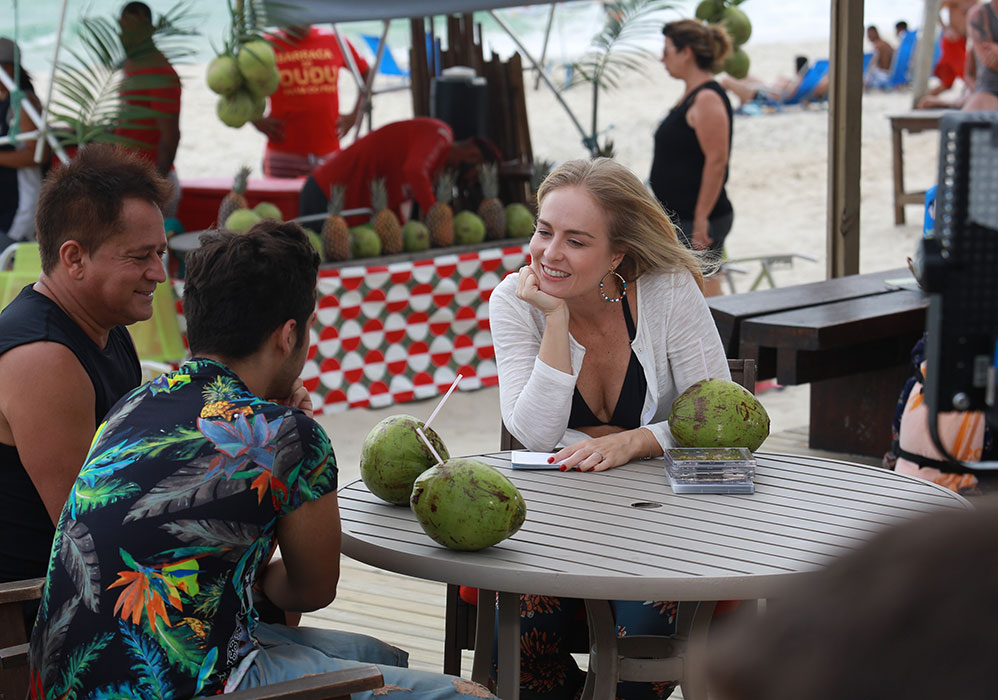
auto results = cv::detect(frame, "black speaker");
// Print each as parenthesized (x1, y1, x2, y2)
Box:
(430, 69, 488, 141)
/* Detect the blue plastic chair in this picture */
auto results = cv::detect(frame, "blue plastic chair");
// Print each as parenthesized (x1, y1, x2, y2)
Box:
(764, 58, 829, 108)
(361, 34, 409, 78)
(888, 30, 918, 87)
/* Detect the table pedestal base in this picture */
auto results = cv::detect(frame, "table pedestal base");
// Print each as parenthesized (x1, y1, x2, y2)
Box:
(470, 589, 521, 700)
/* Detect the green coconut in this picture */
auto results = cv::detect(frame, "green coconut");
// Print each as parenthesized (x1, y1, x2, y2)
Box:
(237, 40, 277, 84)
(224, 208, 261, 233)
(410, 457, 526, 551)
(695, 0, 723, 21)
(246, 67, 280, 98)
(206, 54, 243, 95)
(453, 211, 486, 245)
(505, 203, 535, 238)
(669, 378, 771, 451)
(253, 201, 283, 221)
(723, 47, 751, 80)
(350, 225, 382, 259)
(721, 6, 752, 46)
(306, 229, 324, 258)
(402, 220, 430, 252)
(216, 90, 257, 128)
(361, 415, 450, 505)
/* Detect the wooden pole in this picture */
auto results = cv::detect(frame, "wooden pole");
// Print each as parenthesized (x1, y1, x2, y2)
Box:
(911, 0, 943, 108)
(826, 0, 865, 278)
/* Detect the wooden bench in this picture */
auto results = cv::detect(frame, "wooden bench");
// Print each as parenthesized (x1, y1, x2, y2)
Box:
(888, 110, 945, 225)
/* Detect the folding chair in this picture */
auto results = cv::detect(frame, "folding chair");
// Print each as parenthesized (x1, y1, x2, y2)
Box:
(361, 34, 409, 78)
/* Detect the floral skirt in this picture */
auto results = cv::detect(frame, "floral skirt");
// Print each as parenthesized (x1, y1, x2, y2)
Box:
(494, 595, 679, 700)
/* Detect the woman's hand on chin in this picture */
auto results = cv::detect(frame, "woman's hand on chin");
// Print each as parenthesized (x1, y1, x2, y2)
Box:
(516, 265, 566, 317)
(554, 428, 657, 472)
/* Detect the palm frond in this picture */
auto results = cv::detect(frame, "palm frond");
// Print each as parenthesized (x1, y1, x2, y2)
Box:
(47, 1, 199, 149)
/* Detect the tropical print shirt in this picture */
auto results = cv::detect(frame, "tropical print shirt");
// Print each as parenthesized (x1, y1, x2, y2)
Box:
(28, 358, 337, 700)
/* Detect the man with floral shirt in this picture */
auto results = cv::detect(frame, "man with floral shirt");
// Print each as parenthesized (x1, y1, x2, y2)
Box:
(28, 221, 494, 700)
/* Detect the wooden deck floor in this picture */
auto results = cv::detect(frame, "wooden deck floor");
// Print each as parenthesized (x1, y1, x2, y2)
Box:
(302, 425, 888, 694)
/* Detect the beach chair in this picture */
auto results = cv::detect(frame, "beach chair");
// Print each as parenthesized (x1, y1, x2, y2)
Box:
(361, 34, 409, 78)
(888, 30, 918, 88)
(764, 58, 829, 109)
(127, 277, 187, 366)
(0, 242, 42, 312)
(442, 359, 757, 676)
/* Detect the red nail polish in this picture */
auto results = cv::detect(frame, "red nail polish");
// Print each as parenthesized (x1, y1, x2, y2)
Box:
(559, 465, 566, 472)
(547, 457, 554, 463)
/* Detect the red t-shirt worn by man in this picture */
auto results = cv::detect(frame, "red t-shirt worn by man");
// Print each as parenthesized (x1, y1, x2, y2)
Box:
(310, 118, 454, 220)
(267, 27, 369, 158)
(116, 61, 181, 168)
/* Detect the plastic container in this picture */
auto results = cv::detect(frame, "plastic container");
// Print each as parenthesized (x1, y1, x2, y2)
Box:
(430, 66, 488, 141)
(664, 447, 756, 494)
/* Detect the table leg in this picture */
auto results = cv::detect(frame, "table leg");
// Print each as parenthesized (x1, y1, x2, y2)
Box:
(677, 601, 717, 700)
(471, 589, 495, 687)
(581, 599, 619, 700)
(892, 123, 905, 225)
(496, 591, 521, 700)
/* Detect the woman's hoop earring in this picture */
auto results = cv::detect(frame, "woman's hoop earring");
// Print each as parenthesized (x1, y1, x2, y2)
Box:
(600, 269, 627, 303)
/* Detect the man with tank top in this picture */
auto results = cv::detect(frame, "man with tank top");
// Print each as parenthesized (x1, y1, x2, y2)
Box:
(0, 144, 171, 594)
(965, 0, 998, 109)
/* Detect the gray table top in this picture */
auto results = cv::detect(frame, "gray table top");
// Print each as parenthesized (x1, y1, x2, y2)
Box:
(338, 452, 970, 602)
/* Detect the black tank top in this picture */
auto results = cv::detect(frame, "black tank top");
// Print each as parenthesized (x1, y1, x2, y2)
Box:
(0, 285, 141, 582)
(568, 299, 647, 430)
(649, 80, 733, 222)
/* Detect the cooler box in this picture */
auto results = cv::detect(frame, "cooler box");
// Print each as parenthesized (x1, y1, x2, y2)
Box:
(176, 176, 305, 231)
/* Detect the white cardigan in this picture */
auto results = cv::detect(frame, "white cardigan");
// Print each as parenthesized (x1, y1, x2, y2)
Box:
(489, 269, 730, 451)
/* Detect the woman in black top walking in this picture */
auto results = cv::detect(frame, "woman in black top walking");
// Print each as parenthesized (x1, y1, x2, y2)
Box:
(650, 19, 733, 296)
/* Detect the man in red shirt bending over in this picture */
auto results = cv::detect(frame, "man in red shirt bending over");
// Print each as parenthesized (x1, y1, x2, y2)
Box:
(253, 25, 370, 178)
(298, 117, 492, 224)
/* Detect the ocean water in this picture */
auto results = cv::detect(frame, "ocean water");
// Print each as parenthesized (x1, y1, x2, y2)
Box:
(5, 0, 929, 75)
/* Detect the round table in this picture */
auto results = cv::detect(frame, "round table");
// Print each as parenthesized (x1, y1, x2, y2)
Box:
(338, 451, 970, 700)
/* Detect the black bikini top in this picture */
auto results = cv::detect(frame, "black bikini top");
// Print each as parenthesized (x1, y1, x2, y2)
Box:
(568, 299, 647, 430)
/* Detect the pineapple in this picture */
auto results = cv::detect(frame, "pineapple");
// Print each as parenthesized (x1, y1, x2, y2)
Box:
(426, 171, 455, 248)
(218, 165, 251, 226)
(477, 163, 506, 241)
(369, 178, 402, 254)
(321, 185, 350, 262)
(200, 376, 251, 421)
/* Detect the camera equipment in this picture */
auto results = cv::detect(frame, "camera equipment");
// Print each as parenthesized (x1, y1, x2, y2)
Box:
(921, 112, 998, 457)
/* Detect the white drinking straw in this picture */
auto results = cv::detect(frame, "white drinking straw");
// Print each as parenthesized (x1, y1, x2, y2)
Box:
(416, 427, 445, 465)
(698, 339, 710, 381)
(422, 373, 464, 432)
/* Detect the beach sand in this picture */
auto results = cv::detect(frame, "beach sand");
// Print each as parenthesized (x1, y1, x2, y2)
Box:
(167, 36, 945, 475)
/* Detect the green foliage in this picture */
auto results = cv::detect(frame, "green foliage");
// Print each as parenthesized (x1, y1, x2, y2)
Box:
(565, 0, 677, 157)
(57, 632, 113, 700)
(48, 2, 200, 149)
(73, 478, 141, 514)
(223, 0, 301, 54)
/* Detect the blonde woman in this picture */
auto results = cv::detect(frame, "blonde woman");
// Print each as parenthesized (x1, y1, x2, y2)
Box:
(488, 158, 729, 699)
(650, 19, 734, 297)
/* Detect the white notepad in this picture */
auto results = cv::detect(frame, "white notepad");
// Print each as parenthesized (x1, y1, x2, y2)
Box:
(510, 450, 563, 470)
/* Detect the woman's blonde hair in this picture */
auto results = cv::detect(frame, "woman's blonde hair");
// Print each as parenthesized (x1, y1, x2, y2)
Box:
(536, 158, 709, 289)
(662, 18, 732, 73)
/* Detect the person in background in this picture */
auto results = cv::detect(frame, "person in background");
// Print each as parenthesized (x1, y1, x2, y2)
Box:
(117, 1, 182, 216)
(706, 504, 998, 700)
(864, 25, 896, 89)
(720, 55, 828, 108)
(298, 117, 494, 224)
(963, 0, 998, 110)
(253, 25, 370, 178)
(895, 20, 910, 36)
(489, 158, 729, 700)
(650, 19, 734, 297)
(0, 37, 45, 250)
(0, 144, 169, 589)
(27, 219, 497, 700)
(925, 1, 976, 99)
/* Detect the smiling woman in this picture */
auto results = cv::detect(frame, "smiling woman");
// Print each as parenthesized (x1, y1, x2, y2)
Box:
(487, 157, 729, 700)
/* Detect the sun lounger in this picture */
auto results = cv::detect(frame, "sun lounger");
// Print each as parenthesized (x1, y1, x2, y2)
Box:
(888, 30, 918, 88)
(761, 58, 829, 109)
(361, 34, 409, 78)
